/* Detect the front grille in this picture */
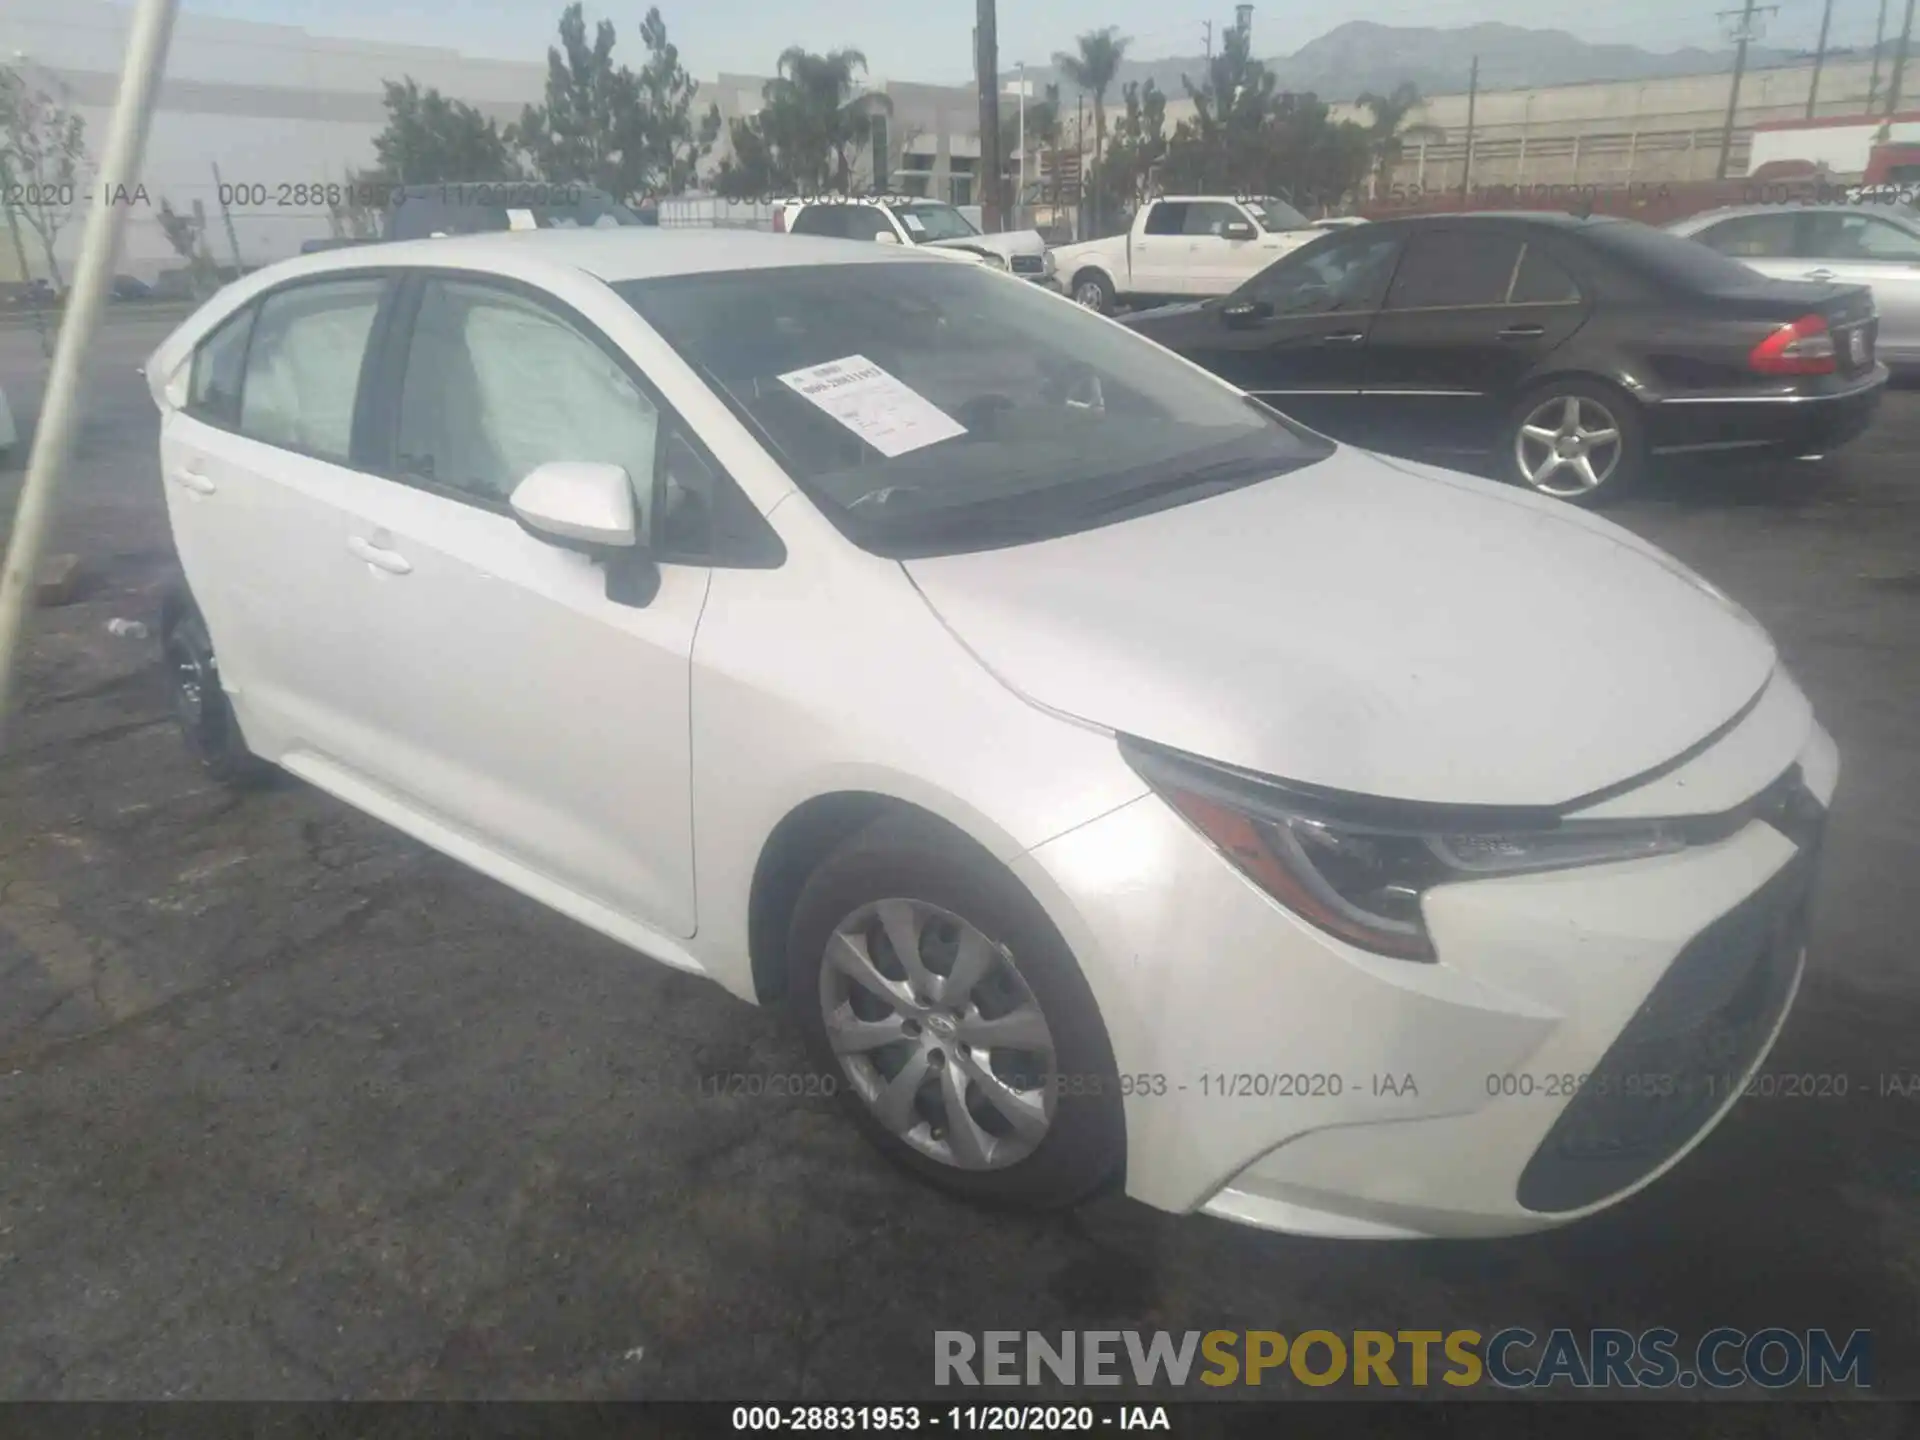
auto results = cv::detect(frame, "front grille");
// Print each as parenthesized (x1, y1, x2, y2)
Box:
(1515, 773, 1826, 1214)
(1010, 254, 1045, 274)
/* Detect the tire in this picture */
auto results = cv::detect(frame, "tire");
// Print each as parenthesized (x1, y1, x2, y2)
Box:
(1070, 269, 1115, 315)
(1498, 378, 1645, 506)
(787, 812, 1124, 1210)
(160, 590, 271, 788)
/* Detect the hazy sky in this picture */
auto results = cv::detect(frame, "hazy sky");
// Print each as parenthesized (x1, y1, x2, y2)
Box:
(181, 0, 1860, 87)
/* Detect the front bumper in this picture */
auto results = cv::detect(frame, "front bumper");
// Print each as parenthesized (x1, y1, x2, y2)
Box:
(1646, 365, 1887, 458)
(1012, 679, 1837, 1239)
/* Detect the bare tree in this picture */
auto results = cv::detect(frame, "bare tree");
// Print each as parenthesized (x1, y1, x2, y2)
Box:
(0, 66, 91, 289)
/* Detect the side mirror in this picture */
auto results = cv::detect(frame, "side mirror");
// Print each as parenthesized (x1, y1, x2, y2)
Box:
(510, 461, 637, 549)
(1223, 220, 1258, 241)
(873, 230, 901, 245)
(1220, 298, 1274, 328)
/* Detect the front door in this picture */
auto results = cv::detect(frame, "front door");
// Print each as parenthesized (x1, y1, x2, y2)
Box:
(337, 274, 710, 938)
(1180, 229, 1404, 435)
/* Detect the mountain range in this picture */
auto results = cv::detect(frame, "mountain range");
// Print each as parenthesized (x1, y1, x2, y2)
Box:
(1010, 20, 1850, 105)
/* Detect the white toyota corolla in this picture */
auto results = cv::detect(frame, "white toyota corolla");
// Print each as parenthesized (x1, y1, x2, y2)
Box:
(145, 229, 1836, 1239)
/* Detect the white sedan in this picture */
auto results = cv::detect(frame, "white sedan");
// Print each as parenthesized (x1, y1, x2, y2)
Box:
(144, 229, 1835, 1237)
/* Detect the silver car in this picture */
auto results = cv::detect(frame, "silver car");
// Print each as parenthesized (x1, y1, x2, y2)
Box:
(1668, 204, 1920, 370)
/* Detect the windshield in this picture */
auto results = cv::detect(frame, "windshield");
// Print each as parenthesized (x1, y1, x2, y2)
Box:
(894, 203, 980, 242)
(1243, 197, 1310, 232)
(617, 262, 1330, 557)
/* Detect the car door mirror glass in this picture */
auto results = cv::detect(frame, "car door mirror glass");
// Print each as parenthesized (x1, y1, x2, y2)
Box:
(1221, 297, 1274, 327)
(510, 461, 639, 549)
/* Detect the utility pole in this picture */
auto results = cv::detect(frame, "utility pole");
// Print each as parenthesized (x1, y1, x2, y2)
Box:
(1869, 0, 1890, 111)
(1075, 90, 1086, 240)
(975, 0, 1003, 230)
(1890, 0, 1917, 114)
(1461, 55, 1480, 195)
(1806, 0, 1835, 117)
(1204, 20, 1213, 65)
(209, 161, 244, 272)
(1715, 0, 1777, 180)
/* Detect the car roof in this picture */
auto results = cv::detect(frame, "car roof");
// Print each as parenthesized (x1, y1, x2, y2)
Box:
(1671, 202, 1920, 227)
(289, 227, 941, 283)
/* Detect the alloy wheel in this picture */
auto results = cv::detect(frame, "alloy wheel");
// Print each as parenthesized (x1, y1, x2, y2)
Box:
(1073, 281, 1106, 311)
(1514, 394, 1624, 498)
(818, 898, 1056, 1171)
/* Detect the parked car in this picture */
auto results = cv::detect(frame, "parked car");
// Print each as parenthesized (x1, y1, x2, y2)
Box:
(1052, 195, 1323, 312)
(1121, 212, 1887, 504)
(112, 274, 155, 301)
(1667, 203, 1920, 371)
(144, 228, 1835, 1237)
(298, 182, 646, 255)
(775, 197, 1054, 283)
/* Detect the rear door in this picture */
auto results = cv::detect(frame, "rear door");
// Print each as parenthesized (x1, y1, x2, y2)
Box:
(1358, 226, 1590, 454)
(1795, 210, 1920, 365)
(1130, 201, 1190, 296)
(158, 272, 397, 767)
(1180, 228, 1404, 434)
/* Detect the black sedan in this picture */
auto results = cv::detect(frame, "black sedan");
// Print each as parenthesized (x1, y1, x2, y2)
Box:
(1120, 212, 1888, 504)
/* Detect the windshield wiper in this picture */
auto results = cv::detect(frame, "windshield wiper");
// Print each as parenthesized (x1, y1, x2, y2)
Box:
(1075, 455, 1303, 521)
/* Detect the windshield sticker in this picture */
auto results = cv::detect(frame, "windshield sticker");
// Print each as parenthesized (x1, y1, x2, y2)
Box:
(506, 208, 538, 230)
(778, 355, 967, 458)
(900, 212, 925, 233)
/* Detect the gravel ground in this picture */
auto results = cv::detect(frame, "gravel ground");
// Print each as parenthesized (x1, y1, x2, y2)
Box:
(1, 316, 1916, 1410)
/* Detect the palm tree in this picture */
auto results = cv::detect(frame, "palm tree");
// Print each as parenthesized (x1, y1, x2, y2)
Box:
(1356, 82, 1445, 197)
(1053, 27, 1130, 231)
(769, 46, 892, 192)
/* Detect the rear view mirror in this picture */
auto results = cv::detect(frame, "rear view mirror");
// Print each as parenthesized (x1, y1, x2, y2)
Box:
(510, 461, 637, 549)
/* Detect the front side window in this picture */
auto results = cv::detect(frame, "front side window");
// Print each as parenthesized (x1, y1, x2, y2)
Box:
(238, 277, 386, 463)
(1184, 202, 1246, 237)
(790, 207, 846, 239)
(1803, 211, 1920, 260)
(394, 279, 660, 514)
(1248, 234, 1403, 314)
(1385, 230, 1526, 309)
(189, 304, 255, 426)
(840, 207, 898, 242)
(618, 262, 1332, 557)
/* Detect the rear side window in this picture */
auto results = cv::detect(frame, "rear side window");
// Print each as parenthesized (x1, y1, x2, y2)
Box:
(238, 278, 386, 463)
(188, 305, 255, 426)
(1143, 203, 1189, 236)
(1509, 244, 1583, 304)
(1386, 230, 1526, 308)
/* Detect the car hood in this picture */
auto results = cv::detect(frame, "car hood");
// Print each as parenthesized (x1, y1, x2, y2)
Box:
(926, 229, 1047, 259)
(903, 449, 1777, 808)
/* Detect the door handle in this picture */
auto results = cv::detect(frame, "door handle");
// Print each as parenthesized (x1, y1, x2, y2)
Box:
(169, 465, 216, 495)
(1321, 332, 1366, 345)
(347, 535, 412, 575)
(1499, 324, 1547, 340)
(1804, 268, 1837, 281)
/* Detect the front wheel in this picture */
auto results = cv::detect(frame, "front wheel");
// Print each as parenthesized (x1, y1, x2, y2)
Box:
(787, 814, 1124, 1210)
(1500, 381, 1645, 505)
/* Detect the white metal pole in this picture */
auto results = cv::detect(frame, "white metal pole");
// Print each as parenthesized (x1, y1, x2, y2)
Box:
(1018, 62, 1027, 228)
(0, 0, 181, 744)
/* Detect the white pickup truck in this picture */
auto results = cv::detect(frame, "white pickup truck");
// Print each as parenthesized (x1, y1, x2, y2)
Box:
(775, 197, 1056, 284)
(1052, 195, 1323, 313)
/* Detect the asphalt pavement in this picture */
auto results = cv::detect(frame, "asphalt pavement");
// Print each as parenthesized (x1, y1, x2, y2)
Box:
(1, 316, 1916, 1407)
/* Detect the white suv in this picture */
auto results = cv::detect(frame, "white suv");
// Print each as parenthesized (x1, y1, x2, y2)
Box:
(776, 197, 1055, 284)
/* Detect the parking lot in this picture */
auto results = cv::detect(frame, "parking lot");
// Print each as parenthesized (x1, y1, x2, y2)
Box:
(1, 311, 1917, 1403)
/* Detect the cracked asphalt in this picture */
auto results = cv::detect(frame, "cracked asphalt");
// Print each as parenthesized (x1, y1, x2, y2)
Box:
(1, 314, 1917, 1408)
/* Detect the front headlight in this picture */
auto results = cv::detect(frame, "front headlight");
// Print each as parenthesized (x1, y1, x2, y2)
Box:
(1122, 738, 1689, 961)
(1042, 250, 1057, 276)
